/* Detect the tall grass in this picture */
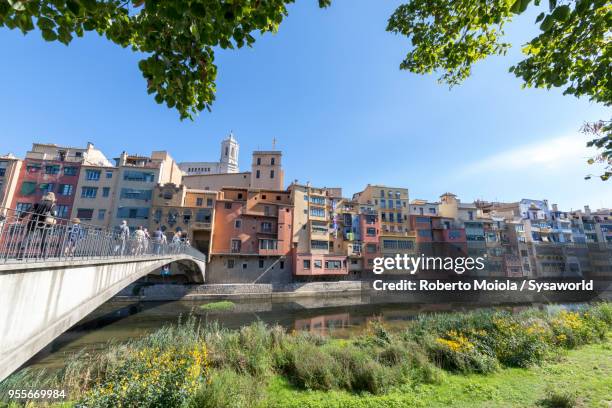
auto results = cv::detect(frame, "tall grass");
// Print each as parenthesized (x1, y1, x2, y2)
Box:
(1, 302, 610, 406)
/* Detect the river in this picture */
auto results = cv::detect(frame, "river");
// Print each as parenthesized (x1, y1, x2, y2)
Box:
(23, 291, 602, 372)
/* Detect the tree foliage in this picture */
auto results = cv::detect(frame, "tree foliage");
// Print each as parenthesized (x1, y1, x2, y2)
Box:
(0, 0, 330, 120)
(387, 0, 611, 180)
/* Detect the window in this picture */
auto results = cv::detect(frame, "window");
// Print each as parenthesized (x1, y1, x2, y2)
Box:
(303, 260, 311, 269)
(58, 184, 73, 196)
(388, 200, 394, 209)
(196, 197, 203, 206)
(416, 217, 430, 223)
(123, 171, 155, 182)
(235, 219, 242, 228)
(106, 171, 113, 178)
(366, 243, 377, 253)
(325, 260, 342, 269)
(309, 196, 325, 205)
(56, 205, 69, 218)
(97, 209, 106, 220)
(242, 263, 248, 269)
(116, 207, 149, 219)
(231, 239, 241, 253)
(380, 189, 384, 197)
(261, 222, 272, 233)
(81, 187, 98, 198)
(196, 209, 211, 223)
(183, 210, 192, 224)
(102, 187, 110, 197)
(237, 193, 243, 199)
(382, 239, 414, 250)
(259, 258, 265, 268)
(366, 227, 376, 236)
(256, 170, 260, 179)
(76, 208, 94, 220)
(63, 166, 78, 176)
(256, 157, 261, 165)
(380, 199, 386, 209)
(120, 188, 152, 200)
(20, 182, 36, 196)
(428, 207, 436, 214)
(39, 183, 55, 194)
(389, 213, 395, 222)
(227, 259, 235, 269)
(0, 168, 4, 177)
(271, 157, 275, 165)
(468, 211, 474, 220)
(86, 169, 101, 180)
(259, 239, 278, 250)
(270, 170, 274, 179)
(225, 202, 232, 209)
(396, 200, 401, 208)
(280, 260, 284, 269)
(311, 240, 328, 250)
(45, 165, 60, 175)
(314, 260, 322, 268)
(264, 206, 270, 216)
(207, 198, 213, 207)
(310, 207, 325, 217)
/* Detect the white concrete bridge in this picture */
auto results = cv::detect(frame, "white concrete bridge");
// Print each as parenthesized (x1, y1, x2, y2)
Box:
(0, 207, 207, 381)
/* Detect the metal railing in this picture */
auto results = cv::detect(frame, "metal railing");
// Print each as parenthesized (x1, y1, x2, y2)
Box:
(0, 207, 207, 264)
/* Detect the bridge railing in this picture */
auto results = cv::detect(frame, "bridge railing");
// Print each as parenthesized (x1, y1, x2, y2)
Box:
(0, 207, 207, 264)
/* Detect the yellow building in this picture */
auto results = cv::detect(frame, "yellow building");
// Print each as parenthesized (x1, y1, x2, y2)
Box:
(71, 164, 117, 228)
(149, 183, 218, 257)
(353, 184, 416, 257)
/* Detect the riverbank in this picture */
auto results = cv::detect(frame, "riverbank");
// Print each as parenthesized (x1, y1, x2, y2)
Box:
(264, 338, 612, 407)
(1, 302, 610, 407)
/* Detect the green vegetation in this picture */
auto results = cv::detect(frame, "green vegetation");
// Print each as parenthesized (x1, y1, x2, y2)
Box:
(199, 300, 235, 311)
(1, 303, 611, 407)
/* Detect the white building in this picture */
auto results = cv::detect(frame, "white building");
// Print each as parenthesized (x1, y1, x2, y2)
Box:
(179, 133, 239, 176)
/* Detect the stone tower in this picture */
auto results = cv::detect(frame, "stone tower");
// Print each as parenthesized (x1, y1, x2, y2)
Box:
(219, 132, 239, 173)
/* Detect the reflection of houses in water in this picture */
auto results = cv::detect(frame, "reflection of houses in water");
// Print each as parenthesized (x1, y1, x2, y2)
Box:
(294, 313, 350, 334)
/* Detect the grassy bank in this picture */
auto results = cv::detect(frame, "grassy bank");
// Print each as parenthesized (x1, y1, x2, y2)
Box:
(1, 303, 611, 407)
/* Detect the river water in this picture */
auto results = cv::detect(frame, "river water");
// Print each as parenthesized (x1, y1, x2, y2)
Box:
(24, 291, 601, 372)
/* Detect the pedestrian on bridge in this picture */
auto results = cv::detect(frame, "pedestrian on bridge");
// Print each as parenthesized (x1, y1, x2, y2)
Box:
(64, 218, 84, 257)
(118, 220, 130, 256)
(18, 192, 57, 259)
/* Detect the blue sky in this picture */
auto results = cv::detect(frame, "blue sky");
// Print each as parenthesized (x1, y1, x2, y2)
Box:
(0, 0, 609, 210)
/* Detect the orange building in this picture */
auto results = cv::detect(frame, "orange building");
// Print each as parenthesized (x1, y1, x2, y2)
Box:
(207, 187, 294, 283)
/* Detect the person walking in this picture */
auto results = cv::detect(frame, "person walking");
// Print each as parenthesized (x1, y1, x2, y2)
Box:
(153, 227, 163, 254)
(19, 192, 57, 259)
(65, 217, 84, 257)
(118, 220, 130, 255)
(134, 226, 146, 255)
(142, 227, 150, 254)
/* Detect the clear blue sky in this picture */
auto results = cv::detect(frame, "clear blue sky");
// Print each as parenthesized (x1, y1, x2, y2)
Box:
(0, 0, 609, 210)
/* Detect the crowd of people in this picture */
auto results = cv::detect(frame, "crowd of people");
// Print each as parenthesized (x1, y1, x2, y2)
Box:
(8, 192, 190, 260)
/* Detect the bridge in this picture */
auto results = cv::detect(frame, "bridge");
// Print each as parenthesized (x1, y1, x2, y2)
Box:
(0, 208, 207, 382)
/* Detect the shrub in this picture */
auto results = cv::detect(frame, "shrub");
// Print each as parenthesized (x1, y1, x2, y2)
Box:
(425, 331, 498, 374)
(279, 341, 341, 391)
(80, 343, 208, 408)
(188, 369, 264, 408)
(538, 388, 577, 408)
(199, 301, 235, 311)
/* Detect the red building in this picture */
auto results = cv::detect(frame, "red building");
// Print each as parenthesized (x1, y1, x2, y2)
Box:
(10, 144, 88, 218)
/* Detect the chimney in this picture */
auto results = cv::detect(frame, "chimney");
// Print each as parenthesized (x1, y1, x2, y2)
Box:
(584, 205, 591, 215)
(552, 204, 558, 212)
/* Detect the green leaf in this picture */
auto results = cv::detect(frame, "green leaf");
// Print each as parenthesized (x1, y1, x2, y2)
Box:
(539, 15, 554, 31)
(535, 12, 545, 22)
(551, 5, 570, 22)
(41, 29, 57, 41)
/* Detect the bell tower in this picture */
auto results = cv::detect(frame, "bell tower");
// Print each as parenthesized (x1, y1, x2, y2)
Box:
(219, 132, 239, 173)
